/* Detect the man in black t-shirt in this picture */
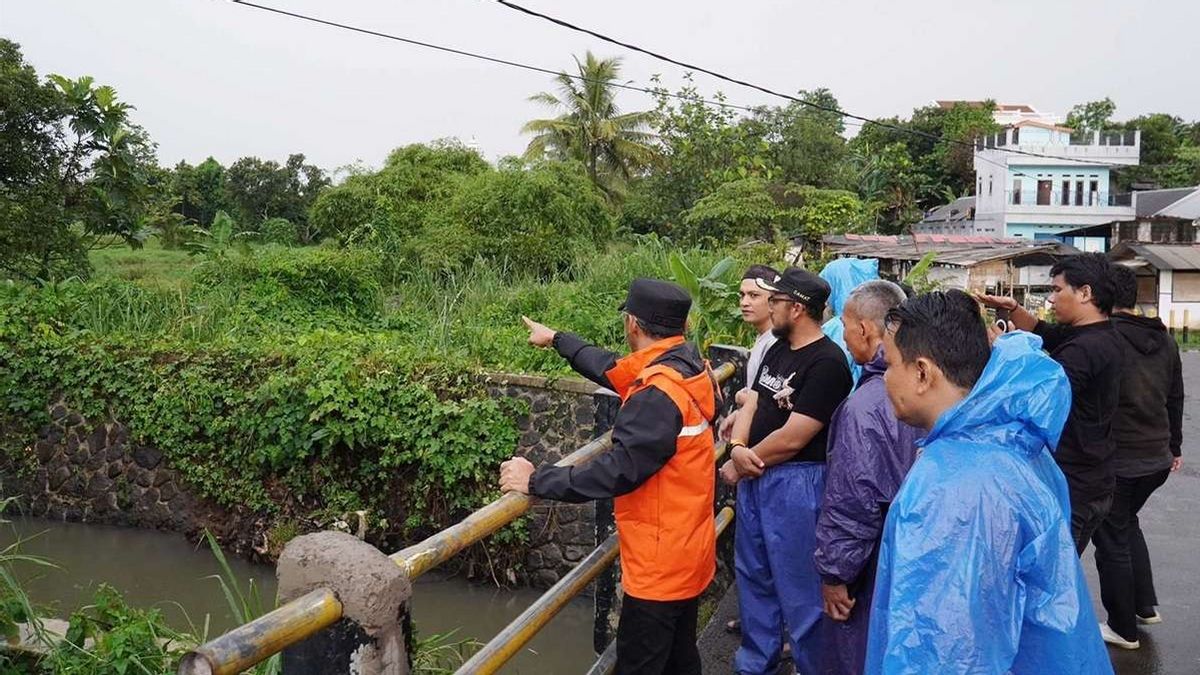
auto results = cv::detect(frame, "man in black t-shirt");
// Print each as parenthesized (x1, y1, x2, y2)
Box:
(979, 252, 1124, 555)
(722, 267, 853, 675)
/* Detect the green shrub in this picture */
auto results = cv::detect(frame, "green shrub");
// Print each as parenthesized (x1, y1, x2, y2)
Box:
(260, 217, 298, 246)
(308, 141, 489, 246)
(195, 247, 384, 321)
(429, 161, 614, 277)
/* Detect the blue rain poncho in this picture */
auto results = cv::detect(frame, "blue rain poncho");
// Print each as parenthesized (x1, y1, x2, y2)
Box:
(865, 331, 1113, 675)
(820, 258, 879, 384)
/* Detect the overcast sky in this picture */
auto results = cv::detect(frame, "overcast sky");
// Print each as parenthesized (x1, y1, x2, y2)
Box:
(4, 0, 1198, 173)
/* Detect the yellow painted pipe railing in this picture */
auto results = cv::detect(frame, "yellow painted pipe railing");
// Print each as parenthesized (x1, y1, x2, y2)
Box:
(458, 490, 736, 674)
(177, 588, 341, 675)
(179, 361, 737, 675)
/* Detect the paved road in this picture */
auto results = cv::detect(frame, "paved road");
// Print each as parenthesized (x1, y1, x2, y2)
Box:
(699, 352, 1200, 674)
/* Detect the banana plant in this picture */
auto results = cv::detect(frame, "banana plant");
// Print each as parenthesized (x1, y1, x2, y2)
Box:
(667, 252, 749, 349)
(185, 210, 256, 261)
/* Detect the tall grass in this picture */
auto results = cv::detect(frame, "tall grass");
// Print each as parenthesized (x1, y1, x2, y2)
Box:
(203, 531, 280, 675)
(48, 236, 784, 374)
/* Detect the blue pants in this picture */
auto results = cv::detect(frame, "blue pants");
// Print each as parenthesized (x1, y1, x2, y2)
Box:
(734, 462, 825, 675)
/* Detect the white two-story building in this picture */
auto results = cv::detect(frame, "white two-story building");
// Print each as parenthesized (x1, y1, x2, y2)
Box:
(917, 104, 1142, 251)
(974, 118, 1140, 249)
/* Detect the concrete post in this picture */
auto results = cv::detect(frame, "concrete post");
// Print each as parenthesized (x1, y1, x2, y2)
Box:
(277, 532, 411, 675)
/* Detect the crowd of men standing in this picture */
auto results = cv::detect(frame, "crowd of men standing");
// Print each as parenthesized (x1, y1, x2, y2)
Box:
(499, 250, 1183, 674)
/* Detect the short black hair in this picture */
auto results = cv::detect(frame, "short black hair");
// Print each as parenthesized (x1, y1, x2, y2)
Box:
(1110, 263, 1138, 310)
(1049, 253, 1116, 315)
(742, 264, 779, 283)
(634, 315, 685, 340)
(885, 290, 990, 391)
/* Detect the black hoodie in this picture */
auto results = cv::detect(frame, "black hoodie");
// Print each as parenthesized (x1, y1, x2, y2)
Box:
(1111, 313, 1184, 477)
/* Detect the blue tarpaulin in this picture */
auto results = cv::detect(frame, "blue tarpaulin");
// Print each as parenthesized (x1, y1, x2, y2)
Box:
(820, 258, 879, 384)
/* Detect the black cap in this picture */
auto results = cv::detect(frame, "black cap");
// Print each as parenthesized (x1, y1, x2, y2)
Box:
(618, 278, 691, 332)
(756, 267, 831, 309)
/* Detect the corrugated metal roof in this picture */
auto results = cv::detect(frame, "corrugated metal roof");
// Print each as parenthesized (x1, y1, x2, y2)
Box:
(1158, 189, 1200, 220)
(824, 234, 1075, 267)
(1134, 187, 1200, 218)
(918, 197, 975, 225)
(1127, 244, 1200, 270)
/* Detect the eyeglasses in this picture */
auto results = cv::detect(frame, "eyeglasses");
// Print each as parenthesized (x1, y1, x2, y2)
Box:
(767, 296, 797, 306)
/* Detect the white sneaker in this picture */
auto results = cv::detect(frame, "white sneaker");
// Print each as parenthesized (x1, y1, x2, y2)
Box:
(1137, 610, 1163, 625)
(1100, 622, 1140, 650)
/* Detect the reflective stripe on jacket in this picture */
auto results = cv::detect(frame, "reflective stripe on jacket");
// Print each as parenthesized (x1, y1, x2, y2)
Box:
(604, 337, 718, 601)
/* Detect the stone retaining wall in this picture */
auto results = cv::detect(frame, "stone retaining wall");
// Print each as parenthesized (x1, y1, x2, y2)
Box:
(3, 397, 262, 554)
(1, 375, 616, 586)
(484, 373, 615, 588)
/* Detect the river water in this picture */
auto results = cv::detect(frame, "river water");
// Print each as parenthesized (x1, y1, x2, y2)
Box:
(0, 517, 594, 674)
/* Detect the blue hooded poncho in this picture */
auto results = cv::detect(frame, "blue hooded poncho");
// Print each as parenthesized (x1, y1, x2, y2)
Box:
(865, 331, 1113, 674)
(820, 258, 879, 384)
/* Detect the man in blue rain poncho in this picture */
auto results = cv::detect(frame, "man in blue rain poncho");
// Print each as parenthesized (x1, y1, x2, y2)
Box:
(867, 290, 1112, 675)
(819, 258, 879, 384)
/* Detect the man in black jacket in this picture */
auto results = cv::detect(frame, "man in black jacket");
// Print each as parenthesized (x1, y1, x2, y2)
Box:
(978, 253, 1124, 554)
(1091, 264, 1185, 650)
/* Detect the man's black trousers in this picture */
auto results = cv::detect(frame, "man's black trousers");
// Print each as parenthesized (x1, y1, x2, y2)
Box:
(615, 594, 701, 675)
(1070, 489, 1112, 556)
(1092, 469, 1171, 641)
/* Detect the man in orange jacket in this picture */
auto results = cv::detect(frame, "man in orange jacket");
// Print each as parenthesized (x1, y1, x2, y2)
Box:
(500, 278, 717, 675)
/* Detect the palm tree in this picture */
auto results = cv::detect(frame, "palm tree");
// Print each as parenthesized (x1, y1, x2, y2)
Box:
(521, 52, 661, 199)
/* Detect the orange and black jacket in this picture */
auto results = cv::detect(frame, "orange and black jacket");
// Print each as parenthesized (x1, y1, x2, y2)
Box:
(530, 332, 717, 601)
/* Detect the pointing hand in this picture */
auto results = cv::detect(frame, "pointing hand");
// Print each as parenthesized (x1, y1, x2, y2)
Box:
(522, 316, 557, 348)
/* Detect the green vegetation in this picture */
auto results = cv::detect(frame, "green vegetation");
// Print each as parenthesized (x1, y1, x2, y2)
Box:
(0, 232, 780, 573)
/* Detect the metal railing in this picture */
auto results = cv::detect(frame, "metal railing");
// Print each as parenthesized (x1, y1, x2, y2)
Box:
(1005, 190, 1132, 208)
(180, 361, 737, 675)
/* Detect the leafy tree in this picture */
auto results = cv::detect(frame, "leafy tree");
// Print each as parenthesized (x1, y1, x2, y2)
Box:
(926, 102, 999, 200)
(1065, 98, 1117, 132)
(778, 184, 869, 244)
(225, 153, 329, 241)
(680, 177, 782, 245)
(852, 142, 921, 234)
(521, 52, 660, 199)
(1114, 113, 1197, 189)
(1125, 113, 1187, 166)
(848, 102, 997, 217)
(0, 39, 155, 281)
(50, 74, 158, 246)
(621, 76, 773, 236)
(741, 89, 851, 189)
(170, 157, 229, 227)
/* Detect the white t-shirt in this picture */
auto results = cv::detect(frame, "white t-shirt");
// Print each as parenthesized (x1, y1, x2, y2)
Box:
(745, 329, 777, 389)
